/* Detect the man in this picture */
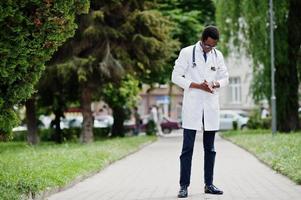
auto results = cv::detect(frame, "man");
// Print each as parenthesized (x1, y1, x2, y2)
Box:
(171, 26, 229, 198)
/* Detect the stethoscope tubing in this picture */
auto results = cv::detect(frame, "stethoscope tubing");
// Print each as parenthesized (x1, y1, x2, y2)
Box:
(192, 45, 217, 68)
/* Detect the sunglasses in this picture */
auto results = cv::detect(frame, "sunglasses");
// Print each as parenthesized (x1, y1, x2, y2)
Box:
(202, 43, 216, 49)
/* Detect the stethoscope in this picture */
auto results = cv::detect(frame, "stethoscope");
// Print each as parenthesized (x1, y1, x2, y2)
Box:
(192, 44, 217, 68)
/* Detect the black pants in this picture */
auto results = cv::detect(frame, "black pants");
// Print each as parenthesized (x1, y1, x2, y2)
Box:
(179, 128, 216, 187)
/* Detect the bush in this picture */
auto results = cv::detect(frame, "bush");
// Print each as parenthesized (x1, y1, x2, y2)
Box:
(261, 117, 272, 129)
(12, 127, 111, 142)
(0, 0, 89, 136)
(145, 119, 157, 136)
(247, 108, 271, 129)
(232, 120, 238, 130)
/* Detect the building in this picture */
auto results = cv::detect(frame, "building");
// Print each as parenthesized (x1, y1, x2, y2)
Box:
(219, 50, 255, 111)
(138, 84, 183, 121)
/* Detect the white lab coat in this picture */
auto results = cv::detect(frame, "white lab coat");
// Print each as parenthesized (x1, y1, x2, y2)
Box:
(171, 41, 229, 131)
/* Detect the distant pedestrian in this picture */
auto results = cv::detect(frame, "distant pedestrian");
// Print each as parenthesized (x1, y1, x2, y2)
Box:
(150, 105, 163, 136)
(261, 106, 269, 119)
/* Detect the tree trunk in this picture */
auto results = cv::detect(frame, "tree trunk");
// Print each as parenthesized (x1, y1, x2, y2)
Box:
(168, 82, 173, 118)
(25, 98, 39, 145)
(276, 0, 301, 132)
(146, 87, 154, 114)
(52, 109, 63, 143)
(111, 106, 126, 137)
(80, 86, 94, 143)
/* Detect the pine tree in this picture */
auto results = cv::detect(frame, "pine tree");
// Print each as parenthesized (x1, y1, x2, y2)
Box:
(49, 0, 177, 142)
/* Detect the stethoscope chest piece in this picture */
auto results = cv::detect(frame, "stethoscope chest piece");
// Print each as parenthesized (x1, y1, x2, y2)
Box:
(192, 62, 197, 68)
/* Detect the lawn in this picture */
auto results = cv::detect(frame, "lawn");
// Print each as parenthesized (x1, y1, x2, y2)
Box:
(221, 130, 301, 184)
(0, 136, 156, 200)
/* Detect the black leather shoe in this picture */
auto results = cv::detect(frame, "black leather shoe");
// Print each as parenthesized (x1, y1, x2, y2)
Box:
(204, 185, 223, 195)
(177, 186, 188, 198)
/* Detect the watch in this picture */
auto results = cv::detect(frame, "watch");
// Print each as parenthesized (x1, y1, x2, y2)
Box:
(213, 81, 218, 88)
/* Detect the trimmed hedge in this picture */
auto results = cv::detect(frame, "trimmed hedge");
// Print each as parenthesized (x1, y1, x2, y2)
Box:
(0, 0, 89, 137)
(12, 127, 111, 142)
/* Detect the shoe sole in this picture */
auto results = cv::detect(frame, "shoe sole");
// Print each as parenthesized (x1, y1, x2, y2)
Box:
(204, 191, 223, 195)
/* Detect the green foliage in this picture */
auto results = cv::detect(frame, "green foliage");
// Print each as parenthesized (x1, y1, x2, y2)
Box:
(12, 128, 111, 142)
(232, 120, 238, 130)
(102, 74, 141, 110)
(216, 0, 301, 131)
(51, 0, 177, 87)
(36, 0, 178, 140)
(124, 8, 178, 84)
(35, 65, 80, 143)
(146, 119, 157, 135)
(216, 0, 271, 94)
(246, 109, 271, 129)
(0, 0, 90, 136)
(222, 130, 301, 184)
(156, 0, 215, 83)
(102, 74, 141, 137)
(158, 0, 215, 48)
(37, 64, 79, 111)
(0, 136, 156, 200)
(164, 9, 203, 47)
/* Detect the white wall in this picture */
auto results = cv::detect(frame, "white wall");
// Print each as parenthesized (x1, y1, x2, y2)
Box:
(219, 50, 255, 111)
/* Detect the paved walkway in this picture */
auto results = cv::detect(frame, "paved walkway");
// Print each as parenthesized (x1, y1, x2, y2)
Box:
(48, 130, 301, 200)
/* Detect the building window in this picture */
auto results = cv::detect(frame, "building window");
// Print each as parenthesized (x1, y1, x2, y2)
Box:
(228, 77, 241, 104)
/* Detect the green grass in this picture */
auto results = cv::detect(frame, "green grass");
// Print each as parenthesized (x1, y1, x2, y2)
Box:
(221, 129, 301, 184)
(0, 136, 156, 200)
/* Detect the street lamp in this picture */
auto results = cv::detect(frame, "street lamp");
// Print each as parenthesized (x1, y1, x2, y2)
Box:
(269, 0, 277, 135)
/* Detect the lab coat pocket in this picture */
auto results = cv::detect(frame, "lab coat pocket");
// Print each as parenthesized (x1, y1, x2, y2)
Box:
(207, 66, 217, 81)
(183, 89, 198, 111)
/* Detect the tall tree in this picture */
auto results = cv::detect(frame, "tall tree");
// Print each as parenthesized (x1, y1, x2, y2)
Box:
(0, 0, 89, 140)
(37, 64, 80, 143)
(49, 12, 124, 143)
(216, 0, 301, 132)
(50, 0, 177, 142)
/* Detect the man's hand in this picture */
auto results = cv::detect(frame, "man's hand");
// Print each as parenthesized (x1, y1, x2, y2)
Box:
(189, 80, 213, 93)
(201, 80, 214, 93)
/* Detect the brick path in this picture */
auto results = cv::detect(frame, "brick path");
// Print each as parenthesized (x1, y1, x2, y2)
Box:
(48, 130, 301, 200)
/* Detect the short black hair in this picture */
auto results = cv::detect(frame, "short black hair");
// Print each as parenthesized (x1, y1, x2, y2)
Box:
(201, 26, 219, 41)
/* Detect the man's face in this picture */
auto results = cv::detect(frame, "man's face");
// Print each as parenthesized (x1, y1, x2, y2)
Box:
(201, 37, 218, 53)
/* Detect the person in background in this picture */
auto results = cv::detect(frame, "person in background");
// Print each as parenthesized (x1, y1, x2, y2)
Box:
(261, 106, 269, 119)
(151, 105, 163, 136)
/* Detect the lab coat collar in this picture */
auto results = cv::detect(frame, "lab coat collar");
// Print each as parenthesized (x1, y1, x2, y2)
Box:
(196, 41, 214, 55)
(195, 41, 203, 53)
